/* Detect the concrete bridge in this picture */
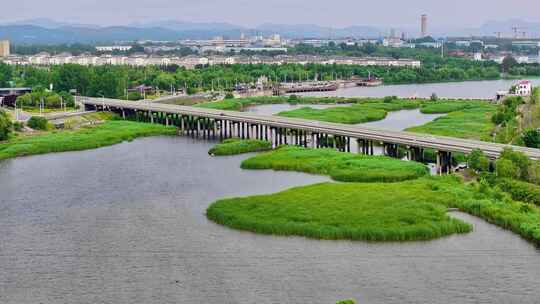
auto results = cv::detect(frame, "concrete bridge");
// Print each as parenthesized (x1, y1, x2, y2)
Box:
(82, 97, 540, 173)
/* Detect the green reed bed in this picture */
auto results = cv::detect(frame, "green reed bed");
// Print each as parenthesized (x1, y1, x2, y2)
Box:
(207, 177, 473, 242)
(208, 175, 540, 243)
(209, 139, 272, 156)
(407, 103, 497, 140)
(240, 146, 429, 183)
(0, 120, 177, 160)
(276, 100, 420, 124)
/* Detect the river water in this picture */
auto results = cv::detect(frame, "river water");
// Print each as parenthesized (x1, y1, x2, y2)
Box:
(299, 78, 540, 99)
(1, 136, 540, 304)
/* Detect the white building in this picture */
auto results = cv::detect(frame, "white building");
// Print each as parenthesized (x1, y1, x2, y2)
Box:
(96, 46, 133, 52)
(516, 80, 532, 96)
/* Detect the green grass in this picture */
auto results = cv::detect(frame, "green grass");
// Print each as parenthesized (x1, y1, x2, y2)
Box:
(208, 175, 540, 243)
(420, 101, 488, 114)
(276, 100, 420, 124)
(241, 146, 429, 183)
(0, 120, 177, 160)
(209, 139, 272, 156)
(207, 177, 473, 241)
(407, 103, 497, 140)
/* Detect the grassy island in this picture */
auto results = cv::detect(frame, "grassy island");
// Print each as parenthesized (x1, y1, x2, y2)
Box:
(0, 120, 177, 160)
(207, 178, 473, 241)
(208, 174, 540, 243)
(240, 146, 429, 183)
(276, 101, 419, 124)
(209, 139, 272, 156)
(407, 103, 497, 140)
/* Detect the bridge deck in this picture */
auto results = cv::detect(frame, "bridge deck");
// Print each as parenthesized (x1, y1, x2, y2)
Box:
(82, 97, 540, 160)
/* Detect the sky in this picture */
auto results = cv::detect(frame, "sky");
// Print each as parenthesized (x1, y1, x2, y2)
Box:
(3, 0, 540, 28)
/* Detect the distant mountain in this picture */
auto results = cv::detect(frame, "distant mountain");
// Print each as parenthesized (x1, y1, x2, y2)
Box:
(0, 25, 184, 44)
(2, 18, 538, 44)
(4, 18, 100, 29)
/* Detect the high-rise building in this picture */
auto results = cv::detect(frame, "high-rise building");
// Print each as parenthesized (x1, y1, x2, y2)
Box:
(0, 40, 10, 57)
(421, 14, 428, 37)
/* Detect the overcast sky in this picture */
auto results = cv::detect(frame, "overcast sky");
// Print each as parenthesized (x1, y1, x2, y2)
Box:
(3, 0, 540, 28)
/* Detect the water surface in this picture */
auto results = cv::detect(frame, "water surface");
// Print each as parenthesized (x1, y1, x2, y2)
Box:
(1, 137, 539, 304)
(300, 79, 540, 99)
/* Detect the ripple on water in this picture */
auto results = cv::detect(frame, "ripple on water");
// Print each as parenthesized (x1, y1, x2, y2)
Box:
(0, 136, 539, 304)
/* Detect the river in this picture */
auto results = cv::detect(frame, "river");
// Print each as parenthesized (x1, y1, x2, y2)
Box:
(299, 78, 540, 99)
(1, 136, 540, 304)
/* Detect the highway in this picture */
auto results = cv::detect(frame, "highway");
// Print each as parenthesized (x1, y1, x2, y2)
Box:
(82, 97, 540, 160)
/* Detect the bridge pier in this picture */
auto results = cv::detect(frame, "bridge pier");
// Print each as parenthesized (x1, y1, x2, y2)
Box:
(436, 151, 452, 174)
(408, 147, 424, 162)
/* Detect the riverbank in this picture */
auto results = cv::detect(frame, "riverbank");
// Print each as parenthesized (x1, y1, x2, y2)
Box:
(0, 120, 177, 161)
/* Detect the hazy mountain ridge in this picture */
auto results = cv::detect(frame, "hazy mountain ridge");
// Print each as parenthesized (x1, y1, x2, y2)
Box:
(0, 18, 539, 44)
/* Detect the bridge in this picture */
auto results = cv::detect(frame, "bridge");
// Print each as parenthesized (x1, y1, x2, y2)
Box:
(81, 97, 540, 173)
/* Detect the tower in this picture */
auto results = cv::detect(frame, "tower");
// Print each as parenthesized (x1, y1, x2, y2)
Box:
(0, 40, 10, 57)
(421, 14, 428, 37)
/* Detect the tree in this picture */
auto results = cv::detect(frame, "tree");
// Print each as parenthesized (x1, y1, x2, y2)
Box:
(430, 93, 438, 101)
(522, 129, 540, 148)
(0, 110, 12, 141)
(496, 158, 520, 179)
(468, 149, 490, 172)
(500, 148, 531, 180)
(0, 63, 13, 87)
(501, 56, 518, 73)
(53, 64, 90, 95)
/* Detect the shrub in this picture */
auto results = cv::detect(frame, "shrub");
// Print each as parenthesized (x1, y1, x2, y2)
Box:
(500, 148, 530, 180)
(495, 159, 519, 179)
(12, 121, 24, 132)
(522, 129, 540, 148)
(468, 149, 490, 172)
(27, 116, 49, 131)
(224, 92, 235, 99)
(0, 110, 12, 140)
(496, 178, 540, 206)
(527, 160, 540, 185)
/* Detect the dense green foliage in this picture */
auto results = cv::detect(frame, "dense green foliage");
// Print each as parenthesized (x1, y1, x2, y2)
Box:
(209, 139, 272, 156)
(27, 116, 49, 130)
(522, 129, 540, 148)
(16, 90, 75, 109)
(495, 178, 540, 206)
(0, 120, 177, 160)
(468, 149, 491, 172)
(241, 146, 429, 183)
(407, 103, 497, 140)
(207, 178, 473, 242)
(0, 59, 513, 101)
(0, 110, 12, 141)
